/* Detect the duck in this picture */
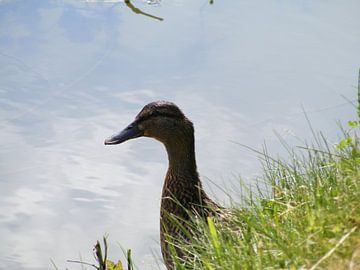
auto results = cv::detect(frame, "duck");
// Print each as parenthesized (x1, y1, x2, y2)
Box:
(104, 101, 221, 269)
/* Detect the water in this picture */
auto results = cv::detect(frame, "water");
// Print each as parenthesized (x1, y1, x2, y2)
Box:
(0, 0, 359, 269)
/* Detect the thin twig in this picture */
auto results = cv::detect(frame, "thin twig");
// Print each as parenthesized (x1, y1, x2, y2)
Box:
(103, 236, 108, 267)
(296, 146, 344, 158)
(50, 259, 60, 270)
(302, 104, 321, 148)
(67, 259, 99, 269)
(309, 226, 357, 270)
(127, 249, 132, 270)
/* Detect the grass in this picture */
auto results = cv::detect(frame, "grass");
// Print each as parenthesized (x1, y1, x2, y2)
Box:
(171, 129, 360, 270)
(65, 236, 133, 270)
(167, 71, 360, 270)
(68, 71, 360, 270)
(67, 124, 360, 270)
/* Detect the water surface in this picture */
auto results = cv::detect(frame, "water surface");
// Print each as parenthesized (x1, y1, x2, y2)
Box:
(0, 0, 359, 269)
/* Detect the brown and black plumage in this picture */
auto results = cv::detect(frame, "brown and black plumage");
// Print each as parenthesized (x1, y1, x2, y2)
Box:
(105, 101, 221, 269)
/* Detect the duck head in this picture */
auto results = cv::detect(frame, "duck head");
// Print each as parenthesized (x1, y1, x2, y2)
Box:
(104, 101, 193, 145)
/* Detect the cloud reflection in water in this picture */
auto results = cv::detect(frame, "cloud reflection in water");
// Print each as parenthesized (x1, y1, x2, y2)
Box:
(0, 0, 358, 269)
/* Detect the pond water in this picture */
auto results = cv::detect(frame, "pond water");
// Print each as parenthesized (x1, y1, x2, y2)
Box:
(0, 0, 359, 269)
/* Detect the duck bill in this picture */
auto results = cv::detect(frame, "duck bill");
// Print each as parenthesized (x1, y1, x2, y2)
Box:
(104, 121, 143, 145)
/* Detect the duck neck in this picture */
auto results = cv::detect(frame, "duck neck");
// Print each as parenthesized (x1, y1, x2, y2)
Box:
(165, 135, 199, 182)
(161, 130, 208, 207)
(166, 140, 197, 175)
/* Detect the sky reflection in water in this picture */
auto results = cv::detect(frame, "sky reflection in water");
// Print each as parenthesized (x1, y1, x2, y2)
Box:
(0, 0, 359, 269)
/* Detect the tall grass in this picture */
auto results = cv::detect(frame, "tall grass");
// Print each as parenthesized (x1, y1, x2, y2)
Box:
(75, 116, 360, 270)
(168, 72, 360, 269)
(69, 71, 360, 270)
(169, 126, 360, 269)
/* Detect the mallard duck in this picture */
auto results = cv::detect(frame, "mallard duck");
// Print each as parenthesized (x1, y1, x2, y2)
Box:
(105, 101, 220, 269)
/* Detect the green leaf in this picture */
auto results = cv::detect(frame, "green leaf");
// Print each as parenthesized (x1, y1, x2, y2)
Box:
(336, 137, 352, 150)
(207, 217, 221, 256)
(106, 260, 124, 270)
(348, 120, 359, 127)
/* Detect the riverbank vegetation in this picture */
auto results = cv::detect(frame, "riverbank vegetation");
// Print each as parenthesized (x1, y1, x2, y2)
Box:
(80, 114, 360, 270)
(172, 124, 360, 269)
(85, 114, 359, 270)
(167, 75, 360, 270)
(67, 76, 360, 270)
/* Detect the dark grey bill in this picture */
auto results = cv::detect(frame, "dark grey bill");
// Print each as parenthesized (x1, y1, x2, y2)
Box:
(104, 122, 142, 145)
